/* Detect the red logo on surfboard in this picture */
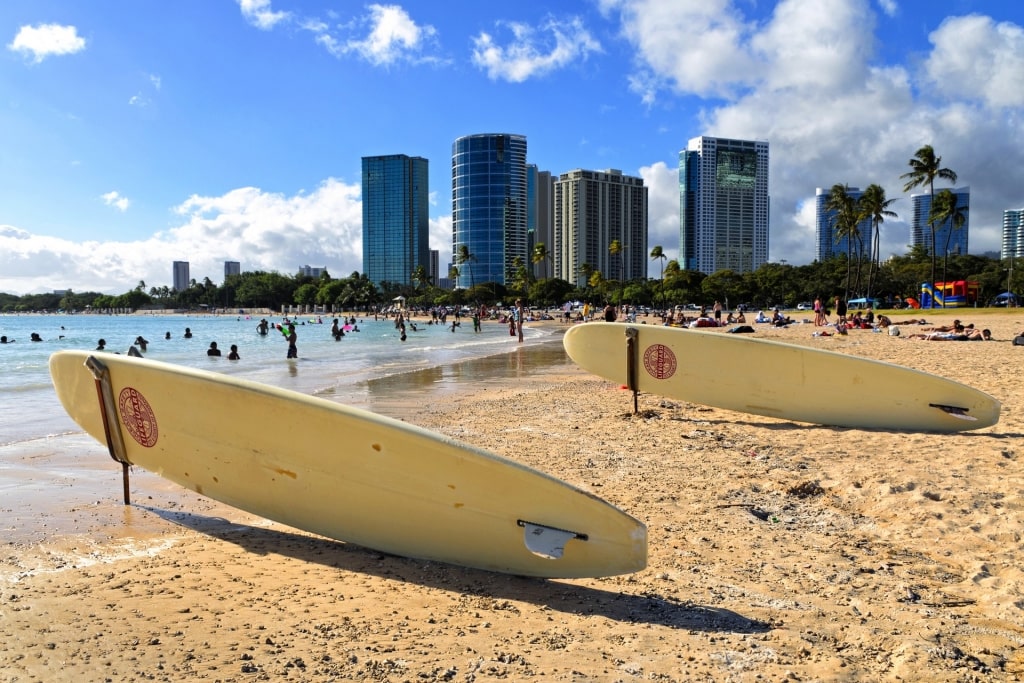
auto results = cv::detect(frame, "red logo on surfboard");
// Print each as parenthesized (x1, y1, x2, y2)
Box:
(643, 344, 676, 380)
(118, 387, 158, 448)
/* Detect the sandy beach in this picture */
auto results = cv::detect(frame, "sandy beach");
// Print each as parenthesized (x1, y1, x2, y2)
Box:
(2, 311, 1023, 682)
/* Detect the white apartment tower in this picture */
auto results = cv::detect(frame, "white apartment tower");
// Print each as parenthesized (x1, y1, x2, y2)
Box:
(553, 169, 648, 288)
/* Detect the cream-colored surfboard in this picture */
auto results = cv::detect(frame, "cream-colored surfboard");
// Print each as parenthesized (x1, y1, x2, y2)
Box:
(563, 323, 1000, 432)
(49, 350, 646, 578)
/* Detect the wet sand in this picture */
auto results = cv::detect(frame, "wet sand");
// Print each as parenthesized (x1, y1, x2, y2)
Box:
(2, 313, 1023, 681)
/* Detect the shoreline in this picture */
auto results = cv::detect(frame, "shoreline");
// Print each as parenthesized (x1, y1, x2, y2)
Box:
(2, 313, 1023, 680)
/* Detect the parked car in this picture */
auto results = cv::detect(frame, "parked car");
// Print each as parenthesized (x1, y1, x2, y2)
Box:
(796, 302, 813, 310)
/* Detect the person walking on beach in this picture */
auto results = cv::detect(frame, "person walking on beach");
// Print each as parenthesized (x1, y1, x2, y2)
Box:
(514, 299, 526, 343)
(713, 301, 722, 325)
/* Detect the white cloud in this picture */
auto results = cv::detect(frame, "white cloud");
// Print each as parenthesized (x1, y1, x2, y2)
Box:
(430, 215, 453, 267)
(606, 0, 758, 98)
(312, 4, 441, 66)
(638, 162, 680, 275)
(237, 0, 290, 30)
(611, 0, 1024, 264)
(0, 180, 363, 296)
(923, 15, 1024, 109)
(102, 191, 131, 212)
(471, 16, 602, 82)
(7, 24, 86, 63)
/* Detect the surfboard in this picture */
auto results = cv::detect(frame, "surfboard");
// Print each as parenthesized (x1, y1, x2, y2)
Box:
(563, 323, 1000, 432)
(48, 350, 646, 578)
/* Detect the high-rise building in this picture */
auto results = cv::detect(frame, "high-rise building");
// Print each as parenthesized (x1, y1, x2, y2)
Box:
(1003, 209, 1024, 260)
(814, 187, 875, 262)
(298, 265, 328, 278)
(527, 165, 554, 279)
(172, 261, 190, 292)
(428, 249, 439, 287)
(910, 187, 970, 257)
(362, 154, 430, 288)
(451, 133, 528, 289)
(553, 169, 648, 287)
(679, 136, 769, 274)
(224, 261, 241, 280)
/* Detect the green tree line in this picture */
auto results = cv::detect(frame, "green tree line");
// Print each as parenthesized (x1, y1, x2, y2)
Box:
(2, 246, 1018, 315)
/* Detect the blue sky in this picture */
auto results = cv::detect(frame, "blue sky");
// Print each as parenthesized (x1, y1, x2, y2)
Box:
(2, 0, 1023, 295)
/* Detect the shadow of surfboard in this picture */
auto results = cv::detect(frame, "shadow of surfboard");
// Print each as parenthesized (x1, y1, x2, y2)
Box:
(140, 505, 771, 634)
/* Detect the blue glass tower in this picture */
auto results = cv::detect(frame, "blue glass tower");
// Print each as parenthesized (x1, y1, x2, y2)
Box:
(362, 155, 430, 288)
(814, 187, 875, 262)
(451, 134, 528, 289)
(910, 187, 970, 258)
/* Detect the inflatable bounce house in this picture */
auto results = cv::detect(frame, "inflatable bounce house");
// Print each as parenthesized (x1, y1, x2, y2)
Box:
(919, 280, 979, 308)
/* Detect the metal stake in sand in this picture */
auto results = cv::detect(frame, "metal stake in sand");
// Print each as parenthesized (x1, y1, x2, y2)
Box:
(85, 355, 132, 505)
(625, 327, 639, 414)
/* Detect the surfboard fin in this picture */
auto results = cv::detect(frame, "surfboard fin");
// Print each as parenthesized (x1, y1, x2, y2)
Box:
(518, 520, 587, 560)
(929, 404, 977, 421)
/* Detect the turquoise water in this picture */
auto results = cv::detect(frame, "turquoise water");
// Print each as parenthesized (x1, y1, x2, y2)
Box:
(0, 312, 553, 447)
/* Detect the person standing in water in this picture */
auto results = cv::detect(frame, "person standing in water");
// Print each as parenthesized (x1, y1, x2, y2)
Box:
(280, 322, 298, 358)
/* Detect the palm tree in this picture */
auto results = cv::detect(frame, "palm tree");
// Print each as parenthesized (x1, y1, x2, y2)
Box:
(900, 145, 958, 307)
(577, 262, 595, 295)
(456, 244, 476, 291)
(609, 239, 626, 306)
(447, 265, 459, 290)
(825, 184, 862, 300)
(531, 242, 552, 280)
(857, 184, 898, 301)
(930, 189, 969, 301)
(510, 256, 529, 299)
(411, 265, 428, 292)
(650, 245, 666, 308)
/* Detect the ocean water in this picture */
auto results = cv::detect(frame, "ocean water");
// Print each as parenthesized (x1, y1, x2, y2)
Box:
(0, 312, 556, 447)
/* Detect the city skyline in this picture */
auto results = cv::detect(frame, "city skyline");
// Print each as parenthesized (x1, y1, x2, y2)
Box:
(2, 1, 1023, 295)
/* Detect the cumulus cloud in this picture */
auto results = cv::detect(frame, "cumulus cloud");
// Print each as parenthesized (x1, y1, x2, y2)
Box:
(923, 15, 1024, 109)
(101, 191, 131, 212)
(609, 0, 1024, 264)
(638, 162, 680, 272)
(7, 23, 86, 63)
(0, 180, 365, 295)
(471, 16, 602, 82)
(310, 4, 441, 66)
(237, 0, 290, 30)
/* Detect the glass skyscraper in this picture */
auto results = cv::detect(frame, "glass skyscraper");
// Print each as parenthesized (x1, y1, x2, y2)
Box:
(361, 154, 430, 288)
(814, 187, 875, 262)
(1003, 209, 1024, 260)
(451, 133, 528, 289)
(679, 136, 769, 274)
(910, 187, 970, 258)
